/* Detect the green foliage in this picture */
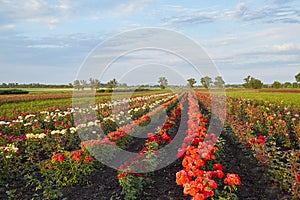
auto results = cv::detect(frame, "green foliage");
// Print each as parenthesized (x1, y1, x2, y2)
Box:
(89, 78, 101, 90)
(295, 72, 300, 82)
(101, 119, 119, 134)
(73, 80, 80, 90)
(283, 82, 292, 88)
(214, 76, 225, 88)
(243, 75, 263, 89)
(34, 150, 94, 199)
(200, 76, 212, 89)
(118, 173, 146, 200)
(158, 77, 168, 89)
(107, 78, 118, 89)
(187, 78, 197, 87)
(0, 89, 29, 95)
(226, 91, 300, 111)
(272, 81, 281, 88)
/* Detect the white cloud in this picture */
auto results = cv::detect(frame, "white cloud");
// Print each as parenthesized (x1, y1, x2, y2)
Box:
(224, 2, 300, 24)
(0, 0, 73, 28)
(163, 11, 218, 25)
(105, 0, 154, 18)
(26, 44, 68, 49)
(273, 43, 300, 51)
(0, 24, 15, 31)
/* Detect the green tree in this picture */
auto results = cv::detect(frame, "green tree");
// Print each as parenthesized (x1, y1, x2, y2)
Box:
(295, 72, 300, 82)
(283, 82, 292, 88)
(292, 82, 299, 88)
(250, 78, 263, 89)
(80, 80, 87, 90)
(73, 80, 81, 90)
(243, 75, 251, 88)
(213, 76, 225, 88)
(89, 78, 101, 90)
(107, 78, 118, 89)
(158, 77, 168, 89)
(243, 76, 263, 89)
(187, 78, 196, 88)
(272, 81, 281, 88)
(200, 76, 212, 89)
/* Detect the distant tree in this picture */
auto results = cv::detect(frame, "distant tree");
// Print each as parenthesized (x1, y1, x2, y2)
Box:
(213, 76, 225, 88)
(158, 77, 168, 89)
(272, 81, 281, 88)
(200, 76, 212, 89)
(1, 83, 7, 88)
(295, 72, 300, 82)
(243, 75, 251, 88)
(187, 78, 196, 88)
(80, 80, 87, 90)
(243, 76, 263, 89)
(242, 76, 263, 89)
(73, 80, 81, 90)
(283, 82, 292, 88)
(107, 78, 118, 89)
(292, 82, 299, 88)
(250, 78, 263, 89)
(118, 83, 128, 87)
(89, 78, 101, 90)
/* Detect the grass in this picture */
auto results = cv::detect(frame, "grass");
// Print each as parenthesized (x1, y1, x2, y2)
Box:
(0, 88, 74, 94)
(226, 91, 300, 111)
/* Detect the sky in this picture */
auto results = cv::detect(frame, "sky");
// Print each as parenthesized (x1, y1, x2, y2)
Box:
(0, 0, 300, 85)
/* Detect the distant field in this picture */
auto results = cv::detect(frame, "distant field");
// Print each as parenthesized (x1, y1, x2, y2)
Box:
(226, 91, 300, 111)
(0, 89, 170, 118)
(0, 88, 73, 94)
(1, 87, 299, 118)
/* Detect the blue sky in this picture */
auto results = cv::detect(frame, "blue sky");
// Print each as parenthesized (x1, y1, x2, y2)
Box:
(0, 0, 300, 85)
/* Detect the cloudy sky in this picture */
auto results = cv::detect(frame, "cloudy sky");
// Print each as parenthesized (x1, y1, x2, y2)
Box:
(0, 0, 300, 85)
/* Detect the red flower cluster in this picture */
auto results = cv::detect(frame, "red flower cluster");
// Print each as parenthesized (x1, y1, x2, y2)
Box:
(84, 155, 93, 163)
(249, 135, 265, 145)
(176, 92, 241, 199)
(71, 149, 83, 162)
(224, 173, 241, 186)
(51, 153, 64, 163)
(51, 150, 93, 164)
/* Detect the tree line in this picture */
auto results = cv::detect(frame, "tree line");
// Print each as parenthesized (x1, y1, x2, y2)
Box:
(0, 83, 73, 88)
(182, 72, 300, 89)
(1, 72, 299, 89)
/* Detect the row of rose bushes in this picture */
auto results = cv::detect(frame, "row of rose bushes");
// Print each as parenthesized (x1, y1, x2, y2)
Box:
(115, 95, 185, 199)
(226, 97, 300, 199)
(0, 92, 175, 199)
(194, 91, 300, 199)
(176, 92, 240, 200)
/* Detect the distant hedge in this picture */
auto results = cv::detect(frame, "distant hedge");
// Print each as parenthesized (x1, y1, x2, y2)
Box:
(96, 88, 151, 93)
(0, 89, 29, 95)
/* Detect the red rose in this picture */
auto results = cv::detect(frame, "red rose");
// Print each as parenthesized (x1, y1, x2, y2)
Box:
(84, 155, 93, 163)
(161, 134, 171, 142)
(213, 163, 222, 171)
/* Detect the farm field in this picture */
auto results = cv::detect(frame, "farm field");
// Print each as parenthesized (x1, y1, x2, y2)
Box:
(0, 89, 168, 119)
(0, 89, 299, 199)
(226, 91, 300, 111)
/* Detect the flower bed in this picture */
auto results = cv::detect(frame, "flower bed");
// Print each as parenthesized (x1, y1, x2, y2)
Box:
(176, 92, 240, 200)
